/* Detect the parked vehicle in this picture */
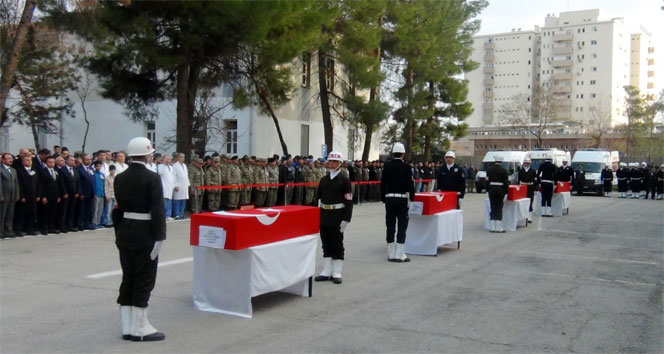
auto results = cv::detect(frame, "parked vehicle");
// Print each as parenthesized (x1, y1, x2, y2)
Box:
(525, 148, 571, 170)
(475, 150, 527, 192)
(571, 149, 620, 194)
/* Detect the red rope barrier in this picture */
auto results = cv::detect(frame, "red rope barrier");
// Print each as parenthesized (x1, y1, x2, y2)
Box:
(196, 179, 436, 190)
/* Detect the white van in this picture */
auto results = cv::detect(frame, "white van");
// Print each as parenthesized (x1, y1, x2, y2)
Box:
(525, 148, 571, 171)
(475, 150, 527, 192)
(571, 149, 620, 194)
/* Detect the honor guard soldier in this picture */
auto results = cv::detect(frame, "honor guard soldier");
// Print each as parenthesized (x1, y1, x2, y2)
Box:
(629, 163, 641, 199)
(518, 157, 537, 221)
(205, 157, 223, 210)
(487, 155, 509, 232)
(557, 159, 574, 189)
(601, 164, 613, 197)
(616, 162, 628, 198)
(537, 158, 557, 217)
(380, 143, 415, 263)
(304, 158, 317, 206)
(435, 151, 465, 208)
(314, 151, 353, 284)
(253, 158, 268, 207)
(113, 137, 166, 342)
(188, 155, 205, 214)
(265, 158, 279, 207)
(656, 164, 664, 200)
(640, 162, 649, 198)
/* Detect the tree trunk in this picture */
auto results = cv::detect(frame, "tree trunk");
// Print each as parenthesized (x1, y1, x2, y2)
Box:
(31, 121, 39, 151)
(404, 70, 414, 160)
(318, 49, 333, 153)
(81, 97, 89, 153)
(423, 81, 435, 161)
(256, 83, 289, 155)
(361, 14, 383, 162)
(175, 56, 198, 160)
(0, 0, 37, 124)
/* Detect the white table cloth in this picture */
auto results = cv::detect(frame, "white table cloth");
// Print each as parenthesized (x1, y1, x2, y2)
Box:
(193, 234, 317, 318)
(534, 191, 571, 217)
(484, 198, 530, 232)
(404, 209, 463, 256)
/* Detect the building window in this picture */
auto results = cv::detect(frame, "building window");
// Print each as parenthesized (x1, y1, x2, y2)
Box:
(590, 80, 596, 85)
(591, 40, 597, 45)
(145, 122, 156, 147)
(222, 82, 233, 98)
(301, 52, 311, 87)
(591, 53, 597, 59)
(224, 120, 238, 154)
(592, 66, 597, 71)
(591, 93, 597, 98)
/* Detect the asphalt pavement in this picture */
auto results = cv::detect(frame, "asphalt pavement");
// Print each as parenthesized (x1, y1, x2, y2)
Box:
(1, 193, 662, 353)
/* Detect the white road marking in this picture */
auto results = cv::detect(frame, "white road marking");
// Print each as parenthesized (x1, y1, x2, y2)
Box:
(86, 257, 193, 279)
(514, 250, 660, 265)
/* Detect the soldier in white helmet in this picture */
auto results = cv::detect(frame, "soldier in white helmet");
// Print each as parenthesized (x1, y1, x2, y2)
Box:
(486, 155, 509, 232)
(656, 164, 664, 200)
(435, 150, 465, 208)
(616, 162, 628, 198)
(112, 137, 166, 341)
(380, 143, 415, 262)
(314, 151, 353, 284)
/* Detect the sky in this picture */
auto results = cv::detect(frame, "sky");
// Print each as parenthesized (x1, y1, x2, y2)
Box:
(475, 0, 664, 91)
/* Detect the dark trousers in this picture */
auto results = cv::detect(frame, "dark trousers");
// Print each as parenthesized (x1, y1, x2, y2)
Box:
(352, 184, 359, 204)
(526, 185, 534, 212)
(65, 198, 77, 230)
(603, 181, 612, 193)
(361, 184, 368, 201)
(385, 197, 409, 244)
(541, 182, 553, 207)
(488, 187, 505, 220)
(0, 202, 7, 237)
(657, 181, 663, 195)
(14, 201, 36, 234)
(117, 246, 158, 308)
(649, 185, 656, 199)
(37, 199, 58, 233)
(55, 198, 69, 231)
(76, 197, 94, 229)
(292, 185, 304, 205)
(319, 224, 344, 260)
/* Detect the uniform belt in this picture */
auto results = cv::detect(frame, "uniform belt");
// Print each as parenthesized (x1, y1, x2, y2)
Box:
(631, 178, 641, 180)
(541, 179, 554, 184)
(520, 182, 533, 185)
(320, 203, 344, 210)
(385, 193, 408, 198)
(489, 182, 504, 186)
(124, 212, 152, 221)
(618, 178, 627, 180)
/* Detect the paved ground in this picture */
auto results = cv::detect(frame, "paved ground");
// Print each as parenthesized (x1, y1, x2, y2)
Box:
(1, 193, 662, 353)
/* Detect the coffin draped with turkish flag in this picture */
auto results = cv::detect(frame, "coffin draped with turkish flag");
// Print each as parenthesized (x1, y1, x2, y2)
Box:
(507, 185, 528, 200)
(413, 192, 458, 215)
(190, 206, 320, 250)
(555, 181, 571, 193)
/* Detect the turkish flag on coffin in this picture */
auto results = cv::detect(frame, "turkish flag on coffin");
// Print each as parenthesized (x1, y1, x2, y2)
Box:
(555, 181, 571, 193)
(413, 192, 458, 215)
(507, 185, 528, 200)
(190, 205, 320, 250)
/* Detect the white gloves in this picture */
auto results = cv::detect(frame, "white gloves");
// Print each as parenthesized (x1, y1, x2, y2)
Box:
(340, 221, 349, 233)
(150, 241, 163, 261)
(458, 198, 463, 208)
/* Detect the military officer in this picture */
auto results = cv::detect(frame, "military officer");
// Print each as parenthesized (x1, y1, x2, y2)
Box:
(656, 164, 664, 200)
(487, 155, 509, 233)
(380, 143, 415, 263)
(360, 161, 370, 202)
(225, 156, 242, 210)
(518, 157, 537, 221)
(537, 157, 557, 217)
(188, 155, 205, 214)
(265, 158, 279, 207)
(616, 162, 629, 198)
(252, 158, 268, 207)
(574, 164, 586, 196)
(113, 137, 166, 342)
(204, 157, 223, 210)
(304, 158, 317, 206)
(435, 151, 465, 208)
(600, 164, 613, 197)
(314, 151, 353, 284)
(352, 160, 362, 204)
(629, 162, 642, 199)
(557, 159, 574, 189)
(238, 156, 253, 206)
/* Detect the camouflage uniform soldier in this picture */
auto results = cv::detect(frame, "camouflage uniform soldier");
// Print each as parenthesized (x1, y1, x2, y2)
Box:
(266, 158, 279, 207)
(313, 160, 325, 200)
(188, 155, 205, 214)
(239, 156, 253, 205)
(205, 156, 223, 210)
(361, 161, 370, 202)
(253, 159, 268, 207)
(353, 161, 362, 204)
(304, 159, 317, 205)
(225, 156, 242, 210)
(218, 154, 228, 209)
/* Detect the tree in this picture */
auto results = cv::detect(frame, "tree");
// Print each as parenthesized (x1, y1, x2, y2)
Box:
(621, 86, 648, 156)
(501, 81, 559, 148)
(583, 95, 613, 148)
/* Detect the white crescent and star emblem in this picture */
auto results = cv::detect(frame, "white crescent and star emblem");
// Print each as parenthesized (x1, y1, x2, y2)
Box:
(213, 208, 282, 226)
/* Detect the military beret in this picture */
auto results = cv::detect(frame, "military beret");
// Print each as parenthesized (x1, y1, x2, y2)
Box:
(231, 156, 238, 160)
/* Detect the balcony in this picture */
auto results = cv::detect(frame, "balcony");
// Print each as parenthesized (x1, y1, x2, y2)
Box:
(552, 72, 572, 80)
(483, 78, 494, 85)
(552, 59, 572, 67)
(552, 85, 571, 93)
(484, 42, 495, 49)
(484, 54, 494, 62)
(552, 46, 573, 55)
(484, 66, 494, 74)
(483, 103, 494, 110)
(553, 34, 573, 42)
(483, 91, 494, 98)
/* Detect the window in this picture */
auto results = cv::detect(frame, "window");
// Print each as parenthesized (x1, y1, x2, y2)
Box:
(591, 53, 597, 58)
(145, 122, 156, 147)
(222, 82, 233, 98)
(590, 80, 596, 85)
(592, 66, 597, 71)
(591, 93, 597, 98)
(224, 120, 238, 154)
(301, 52, 311, 87)
(591, 40, 597, 45)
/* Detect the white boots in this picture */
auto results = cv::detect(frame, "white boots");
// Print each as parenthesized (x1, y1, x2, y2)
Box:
(392, 243, 410, 263)
(541, 206, 553, 217)
(332, 260, 343, 284)
(128, 306, 165, 342)
(120, 306, 132, 340)
(387, 242, 397, 261)
(489, 220, 506, 233)
(314, 257, 333, 281)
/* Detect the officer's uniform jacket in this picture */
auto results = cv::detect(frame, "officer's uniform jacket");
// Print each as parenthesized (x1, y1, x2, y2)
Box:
(487, 163, 509, 194)
(267, 165, 279, 188)
(205, 166, 223, 188)
(188, 164, 204, 192)
(253, 166, 268, 191)
(557, 165, 574, 184)
(380, 158, 415, 202)
(304, 165, 316, 187)
(601, 167, 613, 182)
(518, 166, 537, 187)
(537, 161, 557, 184)
(240, 163, 254, 188)
(113, 162, 166, 249)
(316, 171, 353, 226)
(436, 163, 465, 198)
(225, 164, 242, 191)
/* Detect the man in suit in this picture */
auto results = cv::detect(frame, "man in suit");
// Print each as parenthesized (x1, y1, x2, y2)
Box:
(1, 153, 20, 238)
(15, 155, 40, 236)
(37, 156, 61, 235)
(113, 137, 166, 342)
(55, 156, 74, 233)
(77, 154, 95, 230)
(61, 156, 80, 231)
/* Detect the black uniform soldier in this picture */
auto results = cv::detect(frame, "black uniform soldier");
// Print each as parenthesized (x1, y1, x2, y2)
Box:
(557, 159, 574, 189)
(537, 158, 557, 217)
(435, 151, 465, 209)
(656, 164, 664, 200)
(518, 157, 537, 222)
(574, 164, 586, 196)
(616, 162, 628, 198)
(600, 165, 613, 197)
(486, 155, 509, 232)
(629, 163, 642, 199)
(314, 151, 353, 285)
(113, 137, 166, 342)
(380, 143, 415, 263)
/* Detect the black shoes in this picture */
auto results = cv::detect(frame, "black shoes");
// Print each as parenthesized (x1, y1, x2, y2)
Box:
(129, 332, 166, 342)
(332, 277, 342, 284)
(314, 275, 331, 282)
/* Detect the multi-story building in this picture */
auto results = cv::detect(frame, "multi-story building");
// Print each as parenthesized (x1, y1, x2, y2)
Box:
(459, 9, 656, 156)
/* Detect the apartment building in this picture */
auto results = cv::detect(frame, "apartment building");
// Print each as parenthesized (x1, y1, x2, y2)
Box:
(630, 30, 657, 97)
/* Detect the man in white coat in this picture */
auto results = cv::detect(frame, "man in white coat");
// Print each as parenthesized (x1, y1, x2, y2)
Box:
(172, 153, 190, 220)
(157, 155, 176, 221)
(112, 152, 129, 174)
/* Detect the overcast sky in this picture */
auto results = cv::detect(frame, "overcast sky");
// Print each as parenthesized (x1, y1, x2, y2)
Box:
(476, 0, 664, 91)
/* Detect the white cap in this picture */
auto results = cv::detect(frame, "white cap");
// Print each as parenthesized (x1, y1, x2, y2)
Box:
(619, 162, 626, 167)
(660, 164, 664, 168)
(641, 162, 647, 167)
(494, 155, 504, 162)
(127, 137, 155, 157)
(629, 162, 637, 167)
(523, 158, 531, 163)
(392, 143, 406, 154)
(562, 158, 568, 162)
(445, 151, 456, 159)
(327, 151, 343, 162)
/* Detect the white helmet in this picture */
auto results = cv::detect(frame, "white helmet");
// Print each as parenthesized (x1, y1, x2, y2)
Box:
(327, 151, 343, 162)
(445, 151, 456, 159)
(127, 137, 155, 157)
(619, 162, 626, 167)
(641, 162, 647, 167)
(523, 158, 531, 163)
(392, 143, 406, 154)
(494, 155, 504, 162)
